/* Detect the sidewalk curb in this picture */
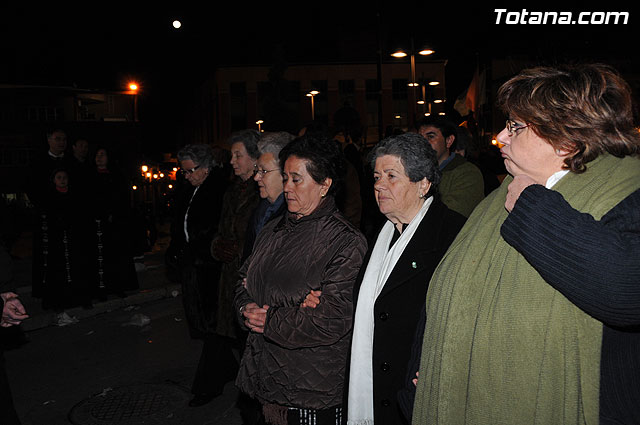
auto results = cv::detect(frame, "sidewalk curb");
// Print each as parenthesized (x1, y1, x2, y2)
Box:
(17, 283, 183, 332)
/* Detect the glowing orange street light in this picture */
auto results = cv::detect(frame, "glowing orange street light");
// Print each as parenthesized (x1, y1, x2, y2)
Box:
(127, 81, 140, 122)
(306, 91, 319, 120)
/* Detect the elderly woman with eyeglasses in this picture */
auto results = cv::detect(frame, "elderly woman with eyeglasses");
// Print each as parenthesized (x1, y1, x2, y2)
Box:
(173, 143, 229, 407)
(176, 130, 261, 408)
(241, 131, 295, 263)
(412, 63, 640, 425)
(234, 134, 367, 425)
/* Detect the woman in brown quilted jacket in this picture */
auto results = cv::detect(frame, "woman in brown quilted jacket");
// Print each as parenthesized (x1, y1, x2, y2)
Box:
(234, 134, 368, 425)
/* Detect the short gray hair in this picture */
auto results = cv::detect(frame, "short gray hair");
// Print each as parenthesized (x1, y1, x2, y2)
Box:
(177, 144, 217, 169)
(368, 132, 441, 193)
(257, 131, 295, 166)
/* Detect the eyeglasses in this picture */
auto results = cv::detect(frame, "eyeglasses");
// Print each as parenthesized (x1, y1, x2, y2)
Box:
(255, 168, 279, 177)
(506, 119, 531, 135)
(180, 165, 201, 176)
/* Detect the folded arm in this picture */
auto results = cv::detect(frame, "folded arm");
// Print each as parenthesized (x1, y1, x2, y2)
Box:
(501, 181, 640, 328)
(263, 237, 366, 349)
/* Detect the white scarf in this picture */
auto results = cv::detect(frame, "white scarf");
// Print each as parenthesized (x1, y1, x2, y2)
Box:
(347, 196, 433, 425)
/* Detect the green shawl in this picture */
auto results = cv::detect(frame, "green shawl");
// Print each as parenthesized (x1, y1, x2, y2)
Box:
(412, 154, 640, 425)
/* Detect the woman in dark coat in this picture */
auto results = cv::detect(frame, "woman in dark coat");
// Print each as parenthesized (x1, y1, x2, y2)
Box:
(235, 134, 368, 425)
(41, 168, 94, 318)
(92, 147, 138, 298)
(173, 144, 229, 407)
(338, 133, 465, 425)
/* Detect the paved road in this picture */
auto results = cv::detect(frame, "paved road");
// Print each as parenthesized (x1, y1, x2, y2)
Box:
(4, 295, 243, 425)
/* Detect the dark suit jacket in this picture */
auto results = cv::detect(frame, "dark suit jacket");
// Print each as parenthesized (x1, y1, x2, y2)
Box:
(170, 168, 228, 266)
(348, 196, 466, 425)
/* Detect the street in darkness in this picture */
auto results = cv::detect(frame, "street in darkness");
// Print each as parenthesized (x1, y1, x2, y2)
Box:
(4, 295, 243, 425)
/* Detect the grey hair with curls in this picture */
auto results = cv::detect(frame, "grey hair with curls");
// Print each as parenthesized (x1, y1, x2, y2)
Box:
(368, 132, 441, 196)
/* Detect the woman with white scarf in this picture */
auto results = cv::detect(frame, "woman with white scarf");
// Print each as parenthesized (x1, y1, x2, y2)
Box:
(344, 133, 465, 425)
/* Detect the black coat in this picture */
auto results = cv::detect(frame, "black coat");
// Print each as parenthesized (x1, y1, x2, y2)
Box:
(171, 169, 228, 265)
(348, 196, 466, 425)
(171, 170, 228, 338)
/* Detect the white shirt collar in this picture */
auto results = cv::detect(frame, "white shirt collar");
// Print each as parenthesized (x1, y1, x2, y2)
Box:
(545, 170, 570, 189)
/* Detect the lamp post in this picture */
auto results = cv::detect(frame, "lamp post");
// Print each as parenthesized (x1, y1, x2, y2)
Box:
(307, 90, 319, 120)
(256, 120, 264, 132)
(128, 82, 140, 122)
(391, 41, 434, 127)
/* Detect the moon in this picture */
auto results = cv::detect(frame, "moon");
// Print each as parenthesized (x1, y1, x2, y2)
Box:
(172, 20, 182, 29)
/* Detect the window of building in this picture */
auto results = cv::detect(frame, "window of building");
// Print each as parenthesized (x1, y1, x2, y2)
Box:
(309, 80, 328, 124)
(338, 80, 355, 106)
(230, 82, 247, 131)
(392, 79, 409, 129)
(365, 79, 379, 127)
(24, 106, 63, 122)
(0, 147, 31, 167)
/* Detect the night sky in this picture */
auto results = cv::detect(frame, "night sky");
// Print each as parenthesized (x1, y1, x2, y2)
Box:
(2, 3, 639, 143)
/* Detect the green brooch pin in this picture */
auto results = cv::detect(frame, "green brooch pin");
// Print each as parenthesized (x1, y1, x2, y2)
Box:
(412, 261, 417, 269)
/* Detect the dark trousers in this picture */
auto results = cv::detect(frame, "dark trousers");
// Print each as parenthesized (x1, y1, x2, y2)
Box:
(0, 352, 21, 425)
(191, 333, 238, 396)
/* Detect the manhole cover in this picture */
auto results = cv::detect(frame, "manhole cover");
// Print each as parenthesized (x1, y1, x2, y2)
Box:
(68, 383, 190, 425)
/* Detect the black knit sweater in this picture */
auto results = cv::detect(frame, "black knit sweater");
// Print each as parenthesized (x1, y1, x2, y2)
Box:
(501, 184, 640, 425)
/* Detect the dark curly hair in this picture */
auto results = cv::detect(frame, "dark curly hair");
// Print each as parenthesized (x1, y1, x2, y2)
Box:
(278, 134, 346, 197)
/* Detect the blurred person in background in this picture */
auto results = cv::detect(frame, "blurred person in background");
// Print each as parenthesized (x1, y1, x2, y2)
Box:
(92, 147, 138, 300)
(174, 144, 228, 407)
(201, 130, 261, 406)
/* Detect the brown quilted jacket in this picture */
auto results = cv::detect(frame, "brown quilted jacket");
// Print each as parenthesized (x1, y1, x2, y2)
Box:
(234, 197, 367, 409)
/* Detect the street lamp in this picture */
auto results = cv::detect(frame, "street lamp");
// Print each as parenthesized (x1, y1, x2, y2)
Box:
(127, 81, 140, 122)
(256, 120, 264, 132)
(307, 90, 319, 120)
(391, 41, 435, 126)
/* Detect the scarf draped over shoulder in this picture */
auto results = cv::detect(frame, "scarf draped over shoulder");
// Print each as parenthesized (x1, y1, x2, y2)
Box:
(413, 154, 640, 425)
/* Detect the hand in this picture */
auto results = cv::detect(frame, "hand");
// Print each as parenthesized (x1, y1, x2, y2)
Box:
(301, 290, 322, 309)
(1, 293, 29, 327)
(412, 371, 419, 387)
(211, 238, 239, 263)
(505, 175, 537, 212)
(242, 302, 270, 333)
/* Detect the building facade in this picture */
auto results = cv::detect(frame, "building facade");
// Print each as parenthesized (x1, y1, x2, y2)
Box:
(0, 85, 140, 195)
(187, 60, 447, 147)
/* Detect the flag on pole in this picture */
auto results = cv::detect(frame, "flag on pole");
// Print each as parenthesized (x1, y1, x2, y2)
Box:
(454, 67, 485, 119)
